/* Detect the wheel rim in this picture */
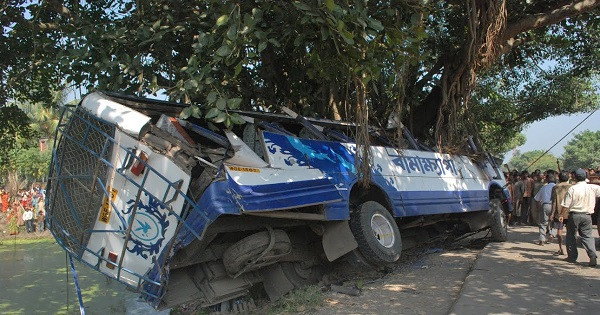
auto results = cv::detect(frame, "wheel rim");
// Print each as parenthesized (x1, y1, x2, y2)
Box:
(370, 213, 395, 248)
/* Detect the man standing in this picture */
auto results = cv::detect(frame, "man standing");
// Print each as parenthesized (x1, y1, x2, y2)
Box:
(561, 168, 600, 266)
(531, 172, 544, 225)
(512, 173, 524, 225)
(22, 207, 34, 233)
(534, 174, 555, 245)
(550, 171, 572, 256)
(521, 171, 534, 225)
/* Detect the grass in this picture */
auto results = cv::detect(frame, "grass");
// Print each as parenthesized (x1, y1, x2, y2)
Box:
(0, 235, 55, 248)
(267, 285, 324, 314)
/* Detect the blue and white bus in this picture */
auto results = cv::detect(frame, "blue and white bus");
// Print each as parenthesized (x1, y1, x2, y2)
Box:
(47, 91, 510, 310)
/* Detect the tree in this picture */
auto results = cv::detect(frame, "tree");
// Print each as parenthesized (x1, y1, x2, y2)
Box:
(508, 150, 560, 172)
(0, 105, 32, 164)
(562, 130, 600, 170)
(2, 0, 599, 155)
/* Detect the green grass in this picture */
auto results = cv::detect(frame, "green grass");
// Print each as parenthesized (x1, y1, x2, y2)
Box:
(0, 236, 55, 248)
(267, 285, 323, 314)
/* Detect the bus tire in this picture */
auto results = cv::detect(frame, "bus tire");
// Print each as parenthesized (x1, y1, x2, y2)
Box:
(280, 261, 321, 288)
(222, 230, 291, 275)
(489, 199, 508, 242)
(350, 201, 402, 266)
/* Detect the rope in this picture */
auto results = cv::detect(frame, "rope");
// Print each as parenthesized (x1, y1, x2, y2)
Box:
(68, 254, 86, 315)
(525, 109, 598, 171)
(65, 252, 69, 314)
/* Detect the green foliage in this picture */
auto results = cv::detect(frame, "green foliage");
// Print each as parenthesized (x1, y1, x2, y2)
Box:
(479, 126, 526, 157)
(0, 105, 33, 165)
(508, 150, 560, 172)
(562, 130, 600, 170)
(15, 147, 52, 180)
(1, 98, 59, 186)
(2, 0, 599, 146)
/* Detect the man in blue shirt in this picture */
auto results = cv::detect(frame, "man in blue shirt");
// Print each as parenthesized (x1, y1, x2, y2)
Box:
(534, 174, 556, 245)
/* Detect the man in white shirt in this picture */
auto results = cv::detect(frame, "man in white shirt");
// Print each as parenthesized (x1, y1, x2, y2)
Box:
(22, 208, 34, 233)
(561, 168, 600, 266)
(534, 174, 555, 245)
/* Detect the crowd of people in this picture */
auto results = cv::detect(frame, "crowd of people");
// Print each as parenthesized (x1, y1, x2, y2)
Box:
(505, 167, 600, 267)
(0, 185, 46, 236)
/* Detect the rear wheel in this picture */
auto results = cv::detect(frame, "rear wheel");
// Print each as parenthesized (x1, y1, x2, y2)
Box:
(489, 199, 508, 242)
(349, 201, 402, 266)
(280, 261, 321, 288)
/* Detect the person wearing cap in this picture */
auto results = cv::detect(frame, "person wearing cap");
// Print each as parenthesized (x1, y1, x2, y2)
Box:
(561, 168, 600, 266)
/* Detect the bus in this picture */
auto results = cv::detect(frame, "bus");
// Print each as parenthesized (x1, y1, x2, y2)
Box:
(46, 91, 510, 310)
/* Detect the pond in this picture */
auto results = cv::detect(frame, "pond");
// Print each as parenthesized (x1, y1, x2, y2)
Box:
(0, 237, 155, 314)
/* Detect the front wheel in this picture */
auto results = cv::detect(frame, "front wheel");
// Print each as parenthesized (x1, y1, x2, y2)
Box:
(489, 199, 508, 242)
(349, 201, 402, 266)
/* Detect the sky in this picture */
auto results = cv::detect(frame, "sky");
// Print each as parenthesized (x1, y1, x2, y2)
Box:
(503, 110, 600, 163)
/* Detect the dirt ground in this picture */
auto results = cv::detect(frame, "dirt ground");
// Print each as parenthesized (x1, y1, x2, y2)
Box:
(308, 233, 490, 315)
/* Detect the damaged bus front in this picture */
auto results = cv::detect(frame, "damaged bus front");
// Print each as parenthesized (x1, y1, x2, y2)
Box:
(47, 91, 510, 310)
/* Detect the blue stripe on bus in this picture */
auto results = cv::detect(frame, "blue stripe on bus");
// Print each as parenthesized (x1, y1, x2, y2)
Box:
(390, 190, 489, 217)
(228, 177, 343, 211)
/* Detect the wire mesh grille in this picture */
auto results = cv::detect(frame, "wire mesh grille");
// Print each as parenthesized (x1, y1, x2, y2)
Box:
(49, 108, 115, 256)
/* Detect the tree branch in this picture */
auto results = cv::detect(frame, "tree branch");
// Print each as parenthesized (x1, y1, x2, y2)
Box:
(503, 0, 600, 41)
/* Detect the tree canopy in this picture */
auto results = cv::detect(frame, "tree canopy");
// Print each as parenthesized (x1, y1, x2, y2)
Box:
(508, 149, 560, 172)
(562, 130, 600, 170)
(2, 0, 599, 155)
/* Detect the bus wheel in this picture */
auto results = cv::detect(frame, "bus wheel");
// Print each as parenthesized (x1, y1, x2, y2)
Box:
(281, 261, 321, 288)
(222, 229, 291, 275)
(350, 201, 402, 266)
(489, 199, 508, 242)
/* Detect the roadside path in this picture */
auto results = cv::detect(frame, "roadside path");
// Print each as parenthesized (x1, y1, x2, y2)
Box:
(451, 226, 600, 314)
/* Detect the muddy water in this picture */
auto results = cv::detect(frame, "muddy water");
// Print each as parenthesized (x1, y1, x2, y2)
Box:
(0, 238, 139, 314)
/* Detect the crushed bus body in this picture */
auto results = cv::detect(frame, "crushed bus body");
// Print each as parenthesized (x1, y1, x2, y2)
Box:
(46, 91, 511, 310)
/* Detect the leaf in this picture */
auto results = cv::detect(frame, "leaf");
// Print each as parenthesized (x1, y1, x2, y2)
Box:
(180, 106, 192, 119)
(268, 38, 280, 47)
(184, 79, 198, 89)
(230, 113, 246, 124)
(227, 25, 238, 40)
(324, 0, 335, 11)
(258, 41, 267, 52)
(341, 30, 355, 45)
(205, 107, 221, 119)
(216, 15, 229, 27)
(227, 98, 242, 109)
(152, 20, 161, 30)
(216, 98, 227, 110)
(216, 45, 232, 57)
(207, 91, 218, 104)
(321, 26, 330, 40)
(234, 61, 243, 77)
(191, 106, 202, 118)
(368, 18, 384, 31)
(214, 112, 227, 123)
(293, 2, 311, 11)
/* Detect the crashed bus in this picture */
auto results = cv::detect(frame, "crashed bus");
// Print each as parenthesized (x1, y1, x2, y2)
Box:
(46, 91, 510, 310)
